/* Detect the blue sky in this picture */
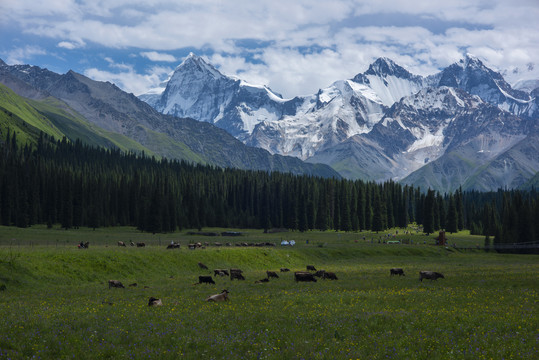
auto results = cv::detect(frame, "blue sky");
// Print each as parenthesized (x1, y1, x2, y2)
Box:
(1, 0, 538, 98)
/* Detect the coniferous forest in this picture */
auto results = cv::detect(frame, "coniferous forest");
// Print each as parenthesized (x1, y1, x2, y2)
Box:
(0, 130, 537, 250)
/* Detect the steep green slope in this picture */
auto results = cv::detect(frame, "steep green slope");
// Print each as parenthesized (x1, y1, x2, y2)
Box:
(0, 83, 205, 162)
(0, 83, 65, 142)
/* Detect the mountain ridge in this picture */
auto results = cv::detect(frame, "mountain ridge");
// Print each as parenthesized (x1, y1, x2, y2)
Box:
(140, 53, 538, 192)
(0, 60, 340, 179)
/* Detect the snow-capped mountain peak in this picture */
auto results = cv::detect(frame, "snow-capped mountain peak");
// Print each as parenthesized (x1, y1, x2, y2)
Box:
(139, 54, 538, 191)
(174, 53, 222, 79)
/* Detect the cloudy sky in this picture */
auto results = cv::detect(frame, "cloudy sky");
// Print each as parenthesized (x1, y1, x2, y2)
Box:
(1, 0, 538, 98)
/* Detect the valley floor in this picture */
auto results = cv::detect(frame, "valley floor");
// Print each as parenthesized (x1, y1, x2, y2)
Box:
(0, 226, 537, 359)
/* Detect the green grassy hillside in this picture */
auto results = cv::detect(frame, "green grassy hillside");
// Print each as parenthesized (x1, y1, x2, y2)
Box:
(0, 83, 207, 162)
(0, 84, 65, 144)
(0, 226, 537, 359)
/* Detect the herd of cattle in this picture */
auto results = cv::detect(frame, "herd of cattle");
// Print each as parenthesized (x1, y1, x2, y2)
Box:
(107, 261, 445, 307)
(109, 239, 445, 306)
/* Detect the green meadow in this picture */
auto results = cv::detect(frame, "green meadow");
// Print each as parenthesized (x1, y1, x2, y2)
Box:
(0, 226, 537, 359)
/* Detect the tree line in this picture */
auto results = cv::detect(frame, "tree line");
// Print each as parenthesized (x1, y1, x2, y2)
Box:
(0, 130, 537, 250)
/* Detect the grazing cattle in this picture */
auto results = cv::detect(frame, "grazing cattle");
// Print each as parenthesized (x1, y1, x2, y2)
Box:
(198, 262, 209, 270)
(118, 241, 126, 247)
(129, 283, 137, 287)
(314, 270, 326, 278)
(148, 297, 163, 306)
(280, 268, 290, 272)
(323, 272, 338, 280)
(306, 265, 317, 271)
(266, 271, 279, 279)
(295, 272, 317, 282)
(130, 241, 135, 246)
(214, 269, 230, 276)
(197, 276, 215, 285)
(136, 242, 145, 247)
(255, 278, 270, 284)
(167, 243, 180, 249)
(419, 271, 445, 281)
(108, 280, 125, 289)
(230, 273, 245, 281)
(230, 269, 245, 281)
(205, 289, 229, 302)
(390, 268, 405, 276)
(78, 241, 89, 249)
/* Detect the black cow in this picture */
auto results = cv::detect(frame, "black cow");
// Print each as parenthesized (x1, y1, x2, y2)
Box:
(390, 268, 405, 276)
(266, 271, 279, 279)
(323, 272, 338, 280)
(136, 242, 145, 247)
(197, 276, 215, 284)
(255, 278, 269, 283)
(306, 265, 316, 271)
(419, 271, 445, 281)
(314, 270, 326, 278)
(295, 272, 317, 282)
(167, 243, 180, 249)
(230, 269, 245, 281)
(280, 268, 290, 272)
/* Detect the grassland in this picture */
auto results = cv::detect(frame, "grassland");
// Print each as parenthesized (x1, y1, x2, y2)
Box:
(0, 226, 537, 359)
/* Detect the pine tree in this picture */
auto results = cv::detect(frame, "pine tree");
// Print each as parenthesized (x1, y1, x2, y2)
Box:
(446, 195, 458, 233)
(423, 189, 435, 235)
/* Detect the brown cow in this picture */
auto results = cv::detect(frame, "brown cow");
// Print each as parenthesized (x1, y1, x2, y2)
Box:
(108, 280, 125, 289)
(419, 271, 444, 281)
(117, 241, 126, 247)
(148, 297, 163, 306)
(136, 242, 145, 247)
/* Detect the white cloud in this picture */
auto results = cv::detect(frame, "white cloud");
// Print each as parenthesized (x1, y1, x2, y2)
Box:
(140, 51, 177, 62)
(5, 45, 47, 65)
(57, 40, 84, 49)
(84, 64, 172, 96)
(2, 0, 539, 95)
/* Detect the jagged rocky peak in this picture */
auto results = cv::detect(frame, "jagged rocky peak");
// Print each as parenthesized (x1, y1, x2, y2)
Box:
(364, 57, 414, 79)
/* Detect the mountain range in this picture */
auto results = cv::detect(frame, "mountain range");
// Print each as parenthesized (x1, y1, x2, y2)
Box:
(0, 58, 339, 178)
(141, 54, 538, 192)
(0, 54, 537, 192)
